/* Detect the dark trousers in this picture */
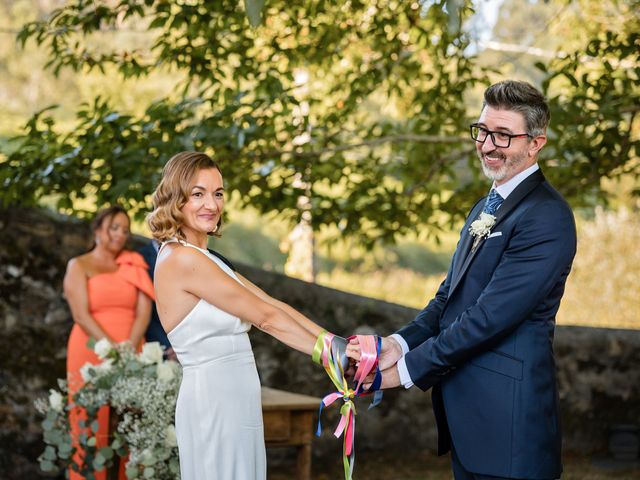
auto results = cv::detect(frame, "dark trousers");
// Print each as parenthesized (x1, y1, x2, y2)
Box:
(451, 444, 555, 480)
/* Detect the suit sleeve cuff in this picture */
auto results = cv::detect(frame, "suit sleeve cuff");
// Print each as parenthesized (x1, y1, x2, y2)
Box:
(397, 355, 414, 389)
(391, 333, 410, 355)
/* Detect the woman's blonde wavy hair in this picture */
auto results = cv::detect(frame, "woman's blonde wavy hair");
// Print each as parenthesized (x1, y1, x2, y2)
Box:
(147, 151, 222, 243)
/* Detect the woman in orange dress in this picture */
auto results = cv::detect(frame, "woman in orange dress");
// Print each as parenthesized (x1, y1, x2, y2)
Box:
(64, 205, 154, 480)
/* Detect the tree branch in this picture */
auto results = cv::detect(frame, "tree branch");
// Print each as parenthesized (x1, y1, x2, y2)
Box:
(225, 134, 467, 161)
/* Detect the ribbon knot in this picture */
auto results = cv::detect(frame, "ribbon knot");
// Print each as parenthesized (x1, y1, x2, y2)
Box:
(313, 331, 383, 480)
(343, 389, 355, 401)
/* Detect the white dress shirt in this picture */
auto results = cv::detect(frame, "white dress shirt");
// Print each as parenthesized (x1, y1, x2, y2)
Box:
(393, 163, 540, 388)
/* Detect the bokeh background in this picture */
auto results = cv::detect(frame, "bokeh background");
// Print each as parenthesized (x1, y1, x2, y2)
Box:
(0, 0, 638, 478)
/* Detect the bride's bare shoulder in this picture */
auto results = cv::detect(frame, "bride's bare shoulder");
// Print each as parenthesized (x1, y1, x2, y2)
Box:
(156, 243, 202, 272)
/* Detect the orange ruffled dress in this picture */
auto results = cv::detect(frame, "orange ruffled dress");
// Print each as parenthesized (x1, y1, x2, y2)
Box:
(66, 250, 155, 480)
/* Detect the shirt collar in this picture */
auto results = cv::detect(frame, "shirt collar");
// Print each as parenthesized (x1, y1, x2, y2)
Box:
(493, 163, 539, 200)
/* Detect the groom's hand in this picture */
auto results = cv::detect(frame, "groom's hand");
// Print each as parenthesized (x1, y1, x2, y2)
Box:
(378, 336, 403, 371)
(364, 364, 401, 390)
(347, 335, 403, 370)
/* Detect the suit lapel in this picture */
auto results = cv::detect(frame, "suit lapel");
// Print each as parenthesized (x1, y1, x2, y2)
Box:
(450, 200, 484, 283)
(448, 170, 545, 296)
(491, 169, 545, 230)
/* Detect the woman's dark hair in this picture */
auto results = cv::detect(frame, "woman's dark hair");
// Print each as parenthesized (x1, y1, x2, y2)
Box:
(87, 205, 130, 251)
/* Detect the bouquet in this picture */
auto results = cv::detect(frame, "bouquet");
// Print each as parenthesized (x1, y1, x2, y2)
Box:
(35, 340, 181, 479)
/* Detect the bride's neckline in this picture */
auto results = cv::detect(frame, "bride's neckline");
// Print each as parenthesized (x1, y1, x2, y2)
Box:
(168, 237, 208, 250)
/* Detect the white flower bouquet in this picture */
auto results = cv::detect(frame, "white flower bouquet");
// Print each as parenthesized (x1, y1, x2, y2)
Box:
(35, 340, 181, 479)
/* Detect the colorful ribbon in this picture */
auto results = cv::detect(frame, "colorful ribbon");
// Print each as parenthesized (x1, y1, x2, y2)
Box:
(312, 331, 384, 480)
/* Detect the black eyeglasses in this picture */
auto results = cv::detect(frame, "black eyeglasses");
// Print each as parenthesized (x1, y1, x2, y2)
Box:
(470, 124, 532, 148)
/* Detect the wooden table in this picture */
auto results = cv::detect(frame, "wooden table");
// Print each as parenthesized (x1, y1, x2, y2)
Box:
(261, 387, 321, 480)
(108, 387, 321, 480)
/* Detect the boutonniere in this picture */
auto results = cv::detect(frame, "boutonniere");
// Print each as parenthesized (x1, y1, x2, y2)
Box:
(469, 212, 496, 251)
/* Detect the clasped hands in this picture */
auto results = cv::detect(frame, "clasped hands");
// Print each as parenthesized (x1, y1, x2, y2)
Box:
(344, 336, 404, 390)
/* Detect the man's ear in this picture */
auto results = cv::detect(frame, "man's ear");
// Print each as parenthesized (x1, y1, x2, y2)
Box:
(528, 135, 547, 158)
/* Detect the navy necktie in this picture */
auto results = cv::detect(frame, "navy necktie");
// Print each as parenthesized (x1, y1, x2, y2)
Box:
(483, 189, 504, 215)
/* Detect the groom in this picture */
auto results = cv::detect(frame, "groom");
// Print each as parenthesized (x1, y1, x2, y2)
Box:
(366, 80, 576, 479)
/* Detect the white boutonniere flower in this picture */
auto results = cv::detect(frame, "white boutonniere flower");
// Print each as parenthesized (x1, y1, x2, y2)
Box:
(469, 212, 496, 239)
(469, 212, 496, 250)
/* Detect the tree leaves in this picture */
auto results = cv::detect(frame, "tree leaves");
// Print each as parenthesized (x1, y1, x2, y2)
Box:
(2, 0, 637, 245)
(537, 25, 640, 208)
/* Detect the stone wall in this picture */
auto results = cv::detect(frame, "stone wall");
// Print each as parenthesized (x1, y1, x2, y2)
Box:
(1, 207, 639, 478)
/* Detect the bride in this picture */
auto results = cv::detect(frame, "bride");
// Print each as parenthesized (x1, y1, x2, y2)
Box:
(147, 151, 345, 480)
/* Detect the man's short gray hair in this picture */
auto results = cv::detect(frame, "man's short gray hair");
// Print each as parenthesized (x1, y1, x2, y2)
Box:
(483, 80, 550, 137)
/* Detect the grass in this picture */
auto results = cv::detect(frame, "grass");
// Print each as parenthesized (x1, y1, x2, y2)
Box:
(557, 208, 640, 329)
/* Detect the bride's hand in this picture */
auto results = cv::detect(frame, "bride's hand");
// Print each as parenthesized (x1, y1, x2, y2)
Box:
(345, 342, 361, 361)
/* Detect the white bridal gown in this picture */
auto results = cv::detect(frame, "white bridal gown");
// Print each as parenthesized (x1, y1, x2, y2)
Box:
(164, 240, 266, 480)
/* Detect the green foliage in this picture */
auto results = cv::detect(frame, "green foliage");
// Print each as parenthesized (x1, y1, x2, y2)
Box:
(480, 0, 640, 208)
(1, 0, 638, 245)
(212, 207, 452, 275)
(215, 221, 288, 272)
(36, 341, 181, 479)
(539, 17, 640, 206)
(1, 0, 487, 246)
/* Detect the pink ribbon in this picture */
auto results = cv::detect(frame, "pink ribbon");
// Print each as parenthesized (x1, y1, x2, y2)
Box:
(315, 332, 383, 479)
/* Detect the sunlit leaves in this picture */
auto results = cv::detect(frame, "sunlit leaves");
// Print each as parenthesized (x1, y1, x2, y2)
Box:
(539, 26, 640, 208)
(4, 0, 637, 245)
(2, 0, 489, 245)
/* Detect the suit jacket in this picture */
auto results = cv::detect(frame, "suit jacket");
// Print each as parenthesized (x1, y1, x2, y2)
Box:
(138, 241, 237, 349)
(396, 170, 576, 479)
(138, 241, 170, 348)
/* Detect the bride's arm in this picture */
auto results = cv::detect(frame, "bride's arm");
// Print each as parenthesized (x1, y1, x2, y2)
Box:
(234, 273, 324, 338)
(158, 247, 318, 355)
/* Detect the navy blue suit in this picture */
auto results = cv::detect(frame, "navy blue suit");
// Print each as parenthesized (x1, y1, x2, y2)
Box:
(397, 170, 576, 479)
(138, 241, 171, 348)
